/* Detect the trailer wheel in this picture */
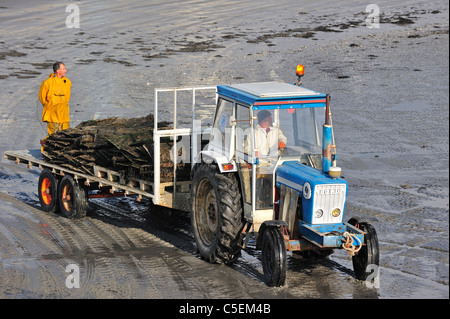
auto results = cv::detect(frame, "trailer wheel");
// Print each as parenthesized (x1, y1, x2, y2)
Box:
(261, 227, 287, 287)
(349, 220, 380, 281)
(38, 169, 59, 214)
(190, 163, 244, 265)
(58, 175, 88, 219)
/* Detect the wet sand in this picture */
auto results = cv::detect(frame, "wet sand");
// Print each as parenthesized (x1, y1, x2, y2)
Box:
(0, 0, 448, 299)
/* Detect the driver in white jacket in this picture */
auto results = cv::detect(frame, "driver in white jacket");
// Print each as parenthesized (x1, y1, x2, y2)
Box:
(253, 110, 287, 157)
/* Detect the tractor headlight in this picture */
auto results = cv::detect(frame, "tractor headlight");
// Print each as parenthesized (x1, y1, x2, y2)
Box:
(315, 209, 323, 218)
(303, 182, 312, 199)
(332, 208, 341, 218)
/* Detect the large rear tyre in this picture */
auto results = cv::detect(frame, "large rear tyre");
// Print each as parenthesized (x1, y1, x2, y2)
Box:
(58, 175, 88, 219)
(349, 219, 380, 281)
(38, 169, 59, 214)
(190, 163, 244, 265)
(261, 227, 287, 287)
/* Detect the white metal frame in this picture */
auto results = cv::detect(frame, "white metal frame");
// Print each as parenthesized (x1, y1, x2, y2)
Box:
(153, 86, 216, 206)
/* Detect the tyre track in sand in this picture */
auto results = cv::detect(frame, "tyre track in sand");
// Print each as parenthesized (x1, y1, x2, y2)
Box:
(0, 190, 280, 298)
(2, 173, 447, 298)
(86, 199, 250, 298)
(0, 194, 68, 297)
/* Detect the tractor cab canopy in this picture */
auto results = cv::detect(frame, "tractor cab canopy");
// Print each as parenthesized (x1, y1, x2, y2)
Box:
(210, 81, 330, 216)
(218, 81, 326, 106)
(213, 81, 328, 164)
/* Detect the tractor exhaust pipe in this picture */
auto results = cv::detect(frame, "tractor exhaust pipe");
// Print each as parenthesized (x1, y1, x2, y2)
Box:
(322, 95, 332, 173)
(322, 95, 342, 178)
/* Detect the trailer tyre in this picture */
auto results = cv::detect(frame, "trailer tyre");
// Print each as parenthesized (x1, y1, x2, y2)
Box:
(58, 175, 88, 219)
(349, 219, 380, 281)
(261, 227, 287, 287)
(38, 169, 59, 214)
(190, 163, 244, 265)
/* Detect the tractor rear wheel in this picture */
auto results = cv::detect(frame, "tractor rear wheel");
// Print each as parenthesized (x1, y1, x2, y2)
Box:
(58, 175, 88, 219)
(190, 163, 244, 265)
(261, 227, 287, 287)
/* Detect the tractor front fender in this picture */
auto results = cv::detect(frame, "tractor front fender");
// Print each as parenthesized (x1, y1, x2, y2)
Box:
(256, 220, 288, 250)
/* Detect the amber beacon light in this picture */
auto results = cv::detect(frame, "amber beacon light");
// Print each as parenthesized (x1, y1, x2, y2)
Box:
(296, 64, 305, 86)
(296, 64, 305, 77)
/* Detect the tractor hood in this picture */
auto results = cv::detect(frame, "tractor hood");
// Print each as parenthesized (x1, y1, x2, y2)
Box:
(276, 161, 348, 225)
(276, 161, 347, 192)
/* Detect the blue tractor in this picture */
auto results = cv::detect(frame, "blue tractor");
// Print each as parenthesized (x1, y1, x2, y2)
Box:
(190, 66, 379, 286)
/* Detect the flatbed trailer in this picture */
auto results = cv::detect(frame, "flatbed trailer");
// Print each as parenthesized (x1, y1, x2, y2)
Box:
(4, 149, 158, 201)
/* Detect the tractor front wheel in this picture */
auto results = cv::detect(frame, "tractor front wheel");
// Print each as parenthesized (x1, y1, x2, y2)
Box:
(261, 227, 287, 287)
(349, 219, 380, 281)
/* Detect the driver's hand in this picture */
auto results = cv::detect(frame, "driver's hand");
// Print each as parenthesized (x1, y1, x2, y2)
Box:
(278, 141, 286, 156)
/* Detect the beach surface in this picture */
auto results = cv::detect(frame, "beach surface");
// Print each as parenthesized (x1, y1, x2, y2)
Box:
(0, 0, 448, 299)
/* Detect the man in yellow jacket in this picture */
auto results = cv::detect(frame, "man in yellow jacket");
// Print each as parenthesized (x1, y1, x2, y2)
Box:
(39, 61, 72, 139)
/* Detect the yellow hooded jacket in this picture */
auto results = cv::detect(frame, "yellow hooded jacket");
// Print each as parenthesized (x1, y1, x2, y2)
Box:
(39, 73, 71, 123)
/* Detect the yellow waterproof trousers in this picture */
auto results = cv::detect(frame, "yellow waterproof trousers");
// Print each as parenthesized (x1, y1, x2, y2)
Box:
(41, 122, 70, 152)
(46, 122, 70, 137)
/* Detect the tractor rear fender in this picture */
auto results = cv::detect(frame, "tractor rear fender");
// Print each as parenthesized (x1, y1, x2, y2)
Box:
(256, 220, 288, 250)
(198, 150, 237, 173)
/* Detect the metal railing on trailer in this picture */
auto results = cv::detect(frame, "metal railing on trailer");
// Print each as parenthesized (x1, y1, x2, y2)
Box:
(151, 86, 217, 210)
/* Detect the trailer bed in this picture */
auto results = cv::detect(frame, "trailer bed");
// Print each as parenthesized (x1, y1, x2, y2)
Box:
(4, 149, 156, 201)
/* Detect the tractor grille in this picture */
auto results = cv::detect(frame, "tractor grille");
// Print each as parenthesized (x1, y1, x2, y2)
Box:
(312, 184, 347, 224)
